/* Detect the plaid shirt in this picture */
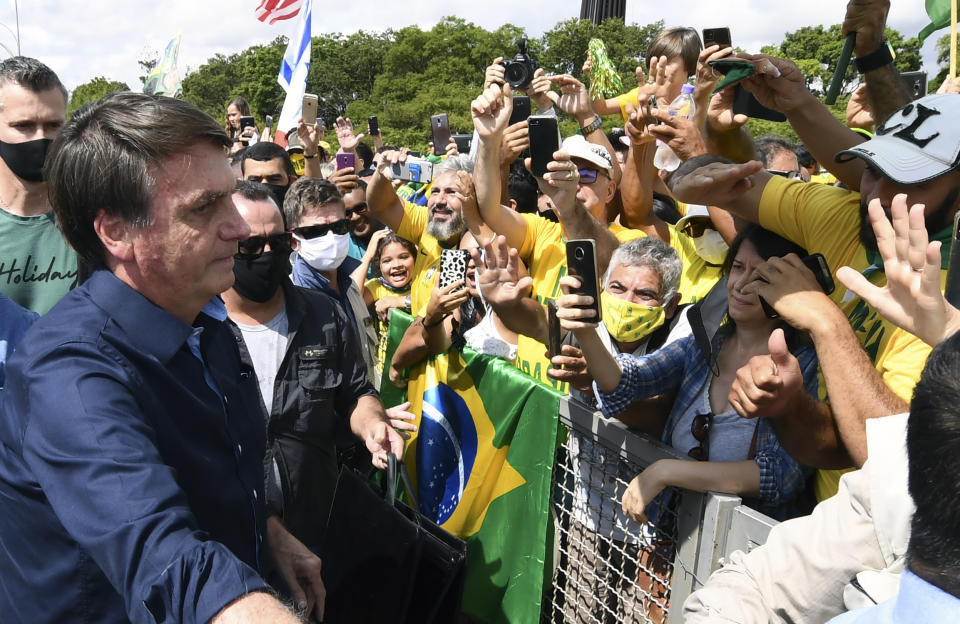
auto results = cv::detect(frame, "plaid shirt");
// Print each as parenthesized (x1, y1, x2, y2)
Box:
(596, 331, 818, 518)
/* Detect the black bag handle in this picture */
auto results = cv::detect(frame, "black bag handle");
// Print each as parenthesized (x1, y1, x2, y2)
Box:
(386, 453, 423, 528)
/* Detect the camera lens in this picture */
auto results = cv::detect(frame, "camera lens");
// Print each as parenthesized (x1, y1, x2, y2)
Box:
(575, 247, 585, 260)
(504, 64, 529, 89)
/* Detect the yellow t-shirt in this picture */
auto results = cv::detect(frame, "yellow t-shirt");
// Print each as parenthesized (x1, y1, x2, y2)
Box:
(395, 201, 451, 318)
(364, 278, 411, 375)
(608, 222, 723, 305)
(616, 87, 641, 123)
(758, 175, 935, 500)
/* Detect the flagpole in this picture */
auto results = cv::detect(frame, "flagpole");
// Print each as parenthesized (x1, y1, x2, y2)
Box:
(952, 0, 957, 79)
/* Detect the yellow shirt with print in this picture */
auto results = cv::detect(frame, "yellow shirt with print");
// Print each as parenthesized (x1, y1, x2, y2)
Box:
(364, 278, 411, 376)
(395, 201, 450, 318)
(759, 175, 934, 500)
(608, 222, 722, 305)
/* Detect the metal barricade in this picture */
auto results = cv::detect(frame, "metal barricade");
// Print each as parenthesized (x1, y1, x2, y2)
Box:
(545, 397, 779, 623)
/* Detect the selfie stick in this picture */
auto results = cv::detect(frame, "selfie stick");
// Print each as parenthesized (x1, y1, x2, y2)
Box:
(945, 211, 960, 308)
(825, 34, 856, 105)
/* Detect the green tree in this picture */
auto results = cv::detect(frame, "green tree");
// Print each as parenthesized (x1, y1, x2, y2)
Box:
(929, 32, 957, 92)
(67, 77, 130, 117)
(761, 24, 921, 96)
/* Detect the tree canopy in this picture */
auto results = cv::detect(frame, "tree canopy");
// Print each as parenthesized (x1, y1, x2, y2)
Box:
(67, 76, 130, 117)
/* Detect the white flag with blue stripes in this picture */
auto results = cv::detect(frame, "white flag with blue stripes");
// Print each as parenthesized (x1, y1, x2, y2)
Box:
(276, 0, 311, 135)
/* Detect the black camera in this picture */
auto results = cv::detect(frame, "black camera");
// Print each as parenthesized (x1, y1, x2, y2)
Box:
(499, 38, 539, 90)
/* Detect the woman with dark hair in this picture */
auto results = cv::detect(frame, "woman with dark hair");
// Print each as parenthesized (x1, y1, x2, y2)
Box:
(224, 96, 258, 152)
(563, 224, 818, 521)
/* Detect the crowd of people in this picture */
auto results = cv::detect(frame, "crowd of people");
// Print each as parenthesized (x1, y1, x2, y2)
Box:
(2, 0, 960, 621)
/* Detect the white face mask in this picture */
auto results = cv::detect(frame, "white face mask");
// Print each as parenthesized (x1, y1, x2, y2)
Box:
(294, 231, 351, 271)
(693, 228, 729, 265)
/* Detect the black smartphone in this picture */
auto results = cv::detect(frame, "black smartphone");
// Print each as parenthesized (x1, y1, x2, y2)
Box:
(733, 85, 787, 122)
(565, 239, 602, 323)
(438, 249, 469, 292)
(368, 115, 380, 136)
(945, 211, 960, 307)
(702, 27, 732, 50)
(760, 253, 835, 318)
(431, 113, 452, 153)
(899, 71, 928, 100)
(528, 115, 559, 178)
(407, 150, 421, 158)
(239, 115, 256, 130)
(546, 300, 562, 358)
(508, 95, 532, 127)
(451, 134, 473, 153)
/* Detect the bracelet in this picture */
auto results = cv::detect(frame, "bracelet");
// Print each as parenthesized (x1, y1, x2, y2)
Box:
(854, 42, 894, 74)
(304, 152, 318, 159)
(579, 115, 603, 135)
(422, 314, 446, 328)
(404, 295, 412, 310)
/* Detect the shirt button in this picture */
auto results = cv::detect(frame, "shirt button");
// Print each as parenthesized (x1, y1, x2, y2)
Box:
(237, 443, 243, 455)
(253, 489, 258, 500)
(223, 395, 229, 405)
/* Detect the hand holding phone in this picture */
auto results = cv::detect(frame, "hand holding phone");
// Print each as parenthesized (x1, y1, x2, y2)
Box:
(431, 114, 452, 154)
(302, 93, 319, 125)
(760, 253, 835, 318)
(335, 153, 355, 171)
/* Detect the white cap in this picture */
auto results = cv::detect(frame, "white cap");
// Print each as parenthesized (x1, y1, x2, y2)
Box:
(675, 204, 712, 231)
(835, 94, 960, 185)
(562, 134, 613, 177)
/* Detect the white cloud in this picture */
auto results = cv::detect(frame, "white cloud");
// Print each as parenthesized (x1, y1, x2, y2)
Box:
(0, 0, 945, 95)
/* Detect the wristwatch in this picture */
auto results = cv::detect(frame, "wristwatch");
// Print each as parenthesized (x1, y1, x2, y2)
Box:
(579, 115, 603, 135)
(854, 42, 894, 74)
(304, 152, 318, 159)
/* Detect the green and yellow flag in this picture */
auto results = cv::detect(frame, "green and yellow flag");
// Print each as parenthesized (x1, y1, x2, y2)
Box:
(143, 32, 183, 97)
(380, 311, 561, 623)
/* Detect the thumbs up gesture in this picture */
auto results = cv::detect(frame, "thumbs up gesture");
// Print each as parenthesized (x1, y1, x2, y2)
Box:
(728, 328, 803, 419)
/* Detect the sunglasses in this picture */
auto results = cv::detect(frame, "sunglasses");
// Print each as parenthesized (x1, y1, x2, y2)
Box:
(767, 169, 805, 180)
(290, 218, 352, 239)
(344, 203, 368, 218)
(577, 168, 600, 184)
(688, 412, 713, 461)
(237, 232, 293, 257)
(679, 218, 712, 239)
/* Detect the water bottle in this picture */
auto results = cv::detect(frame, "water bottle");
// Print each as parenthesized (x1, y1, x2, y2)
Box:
(653, 83, 696, 172)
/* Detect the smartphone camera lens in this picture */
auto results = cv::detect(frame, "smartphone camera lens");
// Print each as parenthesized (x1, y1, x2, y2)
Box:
(575, 248, 585, 260)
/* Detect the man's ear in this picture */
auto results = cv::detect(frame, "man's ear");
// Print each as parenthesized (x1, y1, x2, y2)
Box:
(93, 209, 134, 263)
(508, 198, 518, 211)
(605, 178, 617, 205)
(663, 292, 681, 319)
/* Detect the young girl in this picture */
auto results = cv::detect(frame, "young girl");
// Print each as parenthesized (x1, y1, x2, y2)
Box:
(357, 231, 417, 374)
(224, 97, 259, 153)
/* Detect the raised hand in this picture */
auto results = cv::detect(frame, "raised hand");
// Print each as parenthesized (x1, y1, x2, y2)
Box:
(334, 116, 364, 152)
(728, 328, 804, 419)
(468, 235, 533, 308)
(471, 82, 513, 140)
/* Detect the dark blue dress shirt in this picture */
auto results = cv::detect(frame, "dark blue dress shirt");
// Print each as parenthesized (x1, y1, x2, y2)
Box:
(0, 270, 270, 624)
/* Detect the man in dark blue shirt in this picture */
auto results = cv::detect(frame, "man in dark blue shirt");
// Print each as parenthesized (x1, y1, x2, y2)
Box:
(0, 92, 324, 623)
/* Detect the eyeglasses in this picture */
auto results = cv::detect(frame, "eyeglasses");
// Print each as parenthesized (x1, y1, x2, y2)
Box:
(237, 232, 293, 257)
(688, 412, 713, 461)
(345, 203, 368, 218)
(679, 218, 712, 239)
(577, 168, 600, 184)
(767, 169, 805, 180)
(290, 219, 352, 239)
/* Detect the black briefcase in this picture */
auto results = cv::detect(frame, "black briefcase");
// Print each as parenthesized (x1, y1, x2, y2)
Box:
(321, 453, 466, 623)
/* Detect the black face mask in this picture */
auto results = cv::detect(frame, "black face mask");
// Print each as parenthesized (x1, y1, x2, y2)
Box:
(0, 137, 52, 183)
(263, 183, 289, 213)
(232, 251, 290, 302)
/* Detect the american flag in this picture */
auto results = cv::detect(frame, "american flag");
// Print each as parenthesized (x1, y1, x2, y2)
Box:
(255, 0, 303, 24)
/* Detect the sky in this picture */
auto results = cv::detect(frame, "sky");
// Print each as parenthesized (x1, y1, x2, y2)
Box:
(1, 1, 944, 94)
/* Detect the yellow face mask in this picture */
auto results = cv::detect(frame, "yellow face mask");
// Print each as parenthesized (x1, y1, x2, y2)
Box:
(600, 290, 666, 343)
(290, 152, 305, 176)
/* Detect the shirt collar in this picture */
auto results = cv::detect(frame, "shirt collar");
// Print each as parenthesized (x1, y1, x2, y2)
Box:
(893, 570, 960, 623)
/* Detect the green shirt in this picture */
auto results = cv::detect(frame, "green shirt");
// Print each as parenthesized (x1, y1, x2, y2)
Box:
(0, 208, 77, 314)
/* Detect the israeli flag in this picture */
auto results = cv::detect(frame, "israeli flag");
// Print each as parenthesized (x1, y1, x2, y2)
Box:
(276, 0, 311, 136)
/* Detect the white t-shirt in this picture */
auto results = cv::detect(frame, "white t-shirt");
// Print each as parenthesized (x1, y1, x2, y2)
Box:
(234, 307, 289, 415)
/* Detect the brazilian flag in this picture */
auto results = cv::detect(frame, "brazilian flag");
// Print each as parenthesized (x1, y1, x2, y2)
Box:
(380, 311, 561, 623)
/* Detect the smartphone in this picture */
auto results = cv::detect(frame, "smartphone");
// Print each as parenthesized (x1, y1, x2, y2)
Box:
(407, 150, 421, 158)
(508, 95, 532, 127)
(263, 114, 273, 133)
(391, 156, 434, 184)
(239, 115, 256, 130)
(451, 134, 473, 153)
(438, 249, 469, 292)
(368, 115, 380, 136)
(899, 71, 928, 100)
(302, 93, 319, 125)
(643, 94, 658, 126)
(335, 153, 355, 171)
(528, 115, 559, 178)
(761, 253, 836, 318)
(733, 85, 787, 122)
(430, 113, 452, 153)
(702, 27, 732, 50)
(565, 239, 602, 323)
(546, 300, 562, 359)
(946, 211, 960, 307)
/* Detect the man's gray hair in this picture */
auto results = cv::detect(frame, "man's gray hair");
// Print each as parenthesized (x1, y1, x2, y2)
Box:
(0, 56, 67, 108)
(603, 237, 682, 303)
(46, 92, 232, 268)
(434, 154, 474, 175)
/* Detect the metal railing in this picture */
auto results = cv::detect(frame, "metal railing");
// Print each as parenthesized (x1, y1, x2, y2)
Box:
(544, 396, 779, 623)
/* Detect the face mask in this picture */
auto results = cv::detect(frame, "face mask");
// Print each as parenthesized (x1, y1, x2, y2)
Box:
(263, 183, 289, 211)
(0, 137, 52, 183)
(693, 228, 729, 265)
(294, 231, 351, 272)
(601, 290, 666, 344)
(232, 251, 290, 302)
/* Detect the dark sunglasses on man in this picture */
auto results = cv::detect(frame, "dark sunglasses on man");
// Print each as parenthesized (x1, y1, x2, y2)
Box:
(577, 168, 600, 184)
(290, 218, 352, 240)
(237, 232, 293, 258)
(767, 169, 805, 180)
(679, 218, 713, 239)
